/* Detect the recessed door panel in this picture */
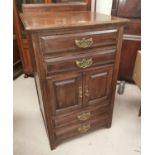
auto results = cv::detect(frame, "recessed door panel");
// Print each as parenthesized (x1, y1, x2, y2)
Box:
(89, 72, 108, 100)
(84, 66, 113, 106)
(47, 72, 83, 114)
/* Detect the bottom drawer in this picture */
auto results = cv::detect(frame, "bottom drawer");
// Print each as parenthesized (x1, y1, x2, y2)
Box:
(55, 113, 109, 143)
(53, 101, 110, 128)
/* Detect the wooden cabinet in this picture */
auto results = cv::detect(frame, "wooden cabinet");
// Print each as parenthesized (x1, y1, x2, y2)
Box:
(20, 4, 128, 149)
(112, 0, 141, 82)
(14, 0, 91, 77)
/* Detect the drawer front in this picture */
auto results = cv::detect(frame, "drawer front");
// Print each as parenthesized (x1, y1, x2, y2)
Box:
(53, 100, 110, 128)
(44, 47, 116, 75)
(55, 113, 109, 143)
(40, 30, 117, 55)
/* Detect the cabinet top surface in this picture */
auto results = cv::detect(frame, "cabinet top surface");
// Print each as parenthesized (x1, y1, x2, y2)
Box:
(20, 11, 129, 31)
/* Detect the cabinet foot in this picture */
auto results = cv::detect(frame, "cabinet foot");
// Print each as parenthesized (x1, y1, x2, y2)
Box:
(24, 74, 28, 78)
(106, 121, 112, 128)
(50, 143, 57, 150)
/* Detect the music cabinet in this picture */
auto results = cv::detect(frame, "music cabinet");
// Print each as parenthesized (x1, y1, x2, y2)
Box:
(20, 4, 128, 149)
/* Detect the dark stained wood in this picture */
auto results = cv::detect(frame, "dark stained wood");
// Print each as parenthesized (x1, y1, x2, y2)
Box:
(44, 48, 116, 75)
(15, 1, 88, 77)
(111, 0, 119, 15)
(52, 0, 91, 10)
(54, 100, 110, 128)
(13, 0, 25, 73)
(84, 65, 113, 106)
(14, 0, 33, 76)
(108, 27, 124, 127)
(111, 0, 141, 82)
(21, 4, 128, 149)
(40, 30, 117, 54)
(55, 113, 109, 144)
(124, 19, 141, 35)
(117, 0, 141, 18)
(20, 11, 128, 31)
(13, 34, 23, 79)
(18, 2, 89, 77)
(22, 2, 88, 13)
(30, 32, 57, 149)
(118, 40, 141, 81)
(47, 72, 83, 114)
(22, 39, 33, 74)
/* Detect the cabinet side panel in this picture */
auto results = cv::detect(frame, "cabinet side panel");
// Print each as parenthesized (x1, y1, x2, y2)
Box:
(28, 33, 47, 125)
(108, 27, 124, 127)
(30, 33, 56, 149)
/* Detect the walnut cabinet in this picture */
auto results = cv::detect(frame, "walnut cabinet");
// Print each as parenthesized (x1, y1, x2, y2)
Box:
(20, 4, 128, 149)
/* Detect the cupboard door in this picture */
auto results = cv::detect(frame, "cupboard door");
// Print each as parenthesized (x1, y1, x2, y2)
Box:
(83, 66, 113, 106)
(47, 72, 83, 114)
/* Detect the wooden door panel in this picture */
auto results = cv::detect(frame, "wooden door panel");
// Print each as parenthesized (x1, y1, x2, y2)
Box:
(47, 72, 83, 114)
(89, 72, 108, 100)
(54, 79, 78, 109)
(118, 40, 141, 81)
(84, 65, 113, 106)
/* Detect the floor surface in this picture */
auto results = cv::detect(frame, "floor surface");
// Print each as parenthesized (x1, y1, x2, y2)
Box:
(13, 75, 141, 155)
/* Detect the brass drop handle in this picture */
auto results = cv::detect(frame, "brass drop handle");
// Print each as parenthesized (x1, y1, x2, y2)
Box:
(78, 124, 90, 133)
(77, 112, 91, 121)
(75, 58, 93, 69)
(79, 86, 83, 98)
(84, 85, 89, 97)
(75, 38, 93, 48)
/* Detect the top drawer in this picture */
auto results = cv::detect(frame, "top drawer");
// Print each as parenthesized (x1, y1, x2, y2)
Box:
(39, 30, 117, 54)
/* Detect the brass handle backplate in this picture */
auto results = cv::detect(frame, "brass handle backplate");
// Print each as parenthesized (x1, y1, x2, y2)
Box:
(77, 112, 91, 121)
(75, 58, 93, 69)
(78, 124, 90, 133)
(75, 38, 93, 48)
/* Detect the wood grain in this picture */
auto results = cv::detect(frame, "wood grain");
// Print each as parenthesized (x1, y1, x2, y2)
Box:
(22, 2, 88, 13)
(20, 11, 129, 31)
(21, 4, 128, 149)
(111, 0, 141, 81)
